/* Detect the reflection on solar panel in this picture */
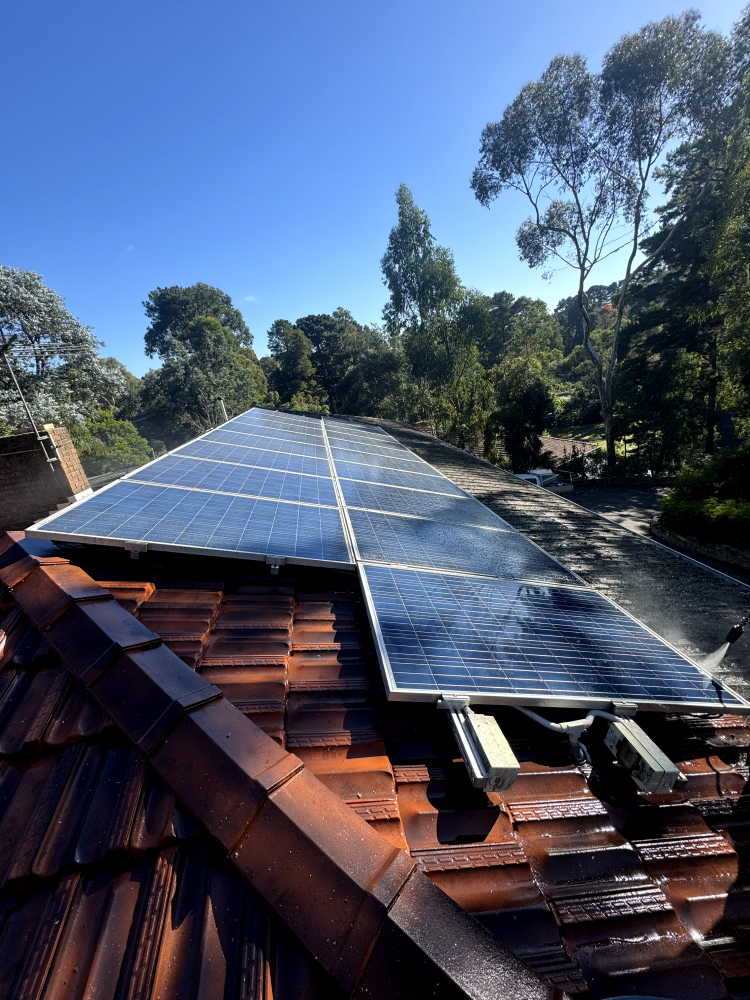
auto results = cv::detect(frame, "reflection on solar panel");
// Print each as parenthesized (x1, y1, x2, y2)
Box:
(360, 564, 746, 712)
(29, 407, 352, 567)
(347, 509, 575, 584)
(322, 417, 573, 584)
(27, 407, 750, 714)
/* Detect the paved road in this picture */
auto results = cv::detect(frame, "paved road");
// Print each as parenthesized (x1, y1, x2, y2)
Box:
(369, 420, 750, 703)
(571, 485, 667, 535)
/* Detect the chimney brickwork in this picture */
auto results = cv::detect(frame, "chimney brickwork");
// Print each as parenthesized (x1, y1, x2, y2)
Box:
(0, 426, 91, 530)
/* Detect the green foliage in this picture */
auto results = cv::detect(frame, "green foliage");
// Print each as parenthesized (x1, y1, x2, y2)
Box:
(381, 184, 461, 339)
(0, 266, 125, 431)
(141, 316, 266, 436)
(144, 283, 252, 359)
(661, 445, 750, 547)
(484, 357, 553, 472)
(69, 409, 152, 476)
(265, 320, 327, 410)
(471, 12, 732, 467)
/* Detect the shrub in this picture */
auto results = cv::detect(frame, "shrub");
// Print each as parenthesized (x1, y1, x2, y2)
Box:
(661, 445, 750, 548)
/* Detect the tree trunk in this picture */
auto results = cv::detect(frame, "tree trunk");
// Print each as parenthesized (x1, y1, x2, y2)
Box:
(706, 335, 718, 455)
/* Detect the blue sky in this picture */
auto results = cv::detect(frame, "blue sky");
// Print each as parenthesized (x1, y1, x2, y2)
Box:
(2, 0, 744, 375)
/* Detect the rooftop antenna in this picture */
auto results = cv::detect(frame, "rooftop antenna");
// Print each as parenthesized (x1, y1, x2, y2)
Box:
(0, 337, 90, 470)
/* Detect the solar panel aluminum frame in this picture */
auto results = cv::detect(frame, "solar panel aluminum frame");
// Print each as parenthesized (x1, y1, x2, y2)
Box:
(357, 563, 750, 715)
(26, 410, 357, 571)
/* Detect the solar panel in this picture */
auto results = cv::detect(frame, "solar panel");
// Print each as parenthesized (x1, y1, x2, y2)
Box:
(333, 460, 465, 493)
(34, 479, 350, 564)
(360, 564, 748, 712)
(339, 480, 505, 526)
(29, 408, 352, 567)
(128, 455, 338, 506)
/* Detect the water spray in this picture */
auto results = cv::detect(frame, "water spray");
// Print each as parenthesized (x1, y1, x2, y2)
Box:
(699, 609, 749, 673)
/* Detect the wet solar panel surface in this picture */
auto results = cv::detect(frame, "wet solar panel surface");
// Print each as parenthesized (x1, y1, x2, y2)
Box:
(348, 508, 576, 584)
(30, 408, 351, 565)
(362, 564, 747, 711)
(29, 408, 748, 713)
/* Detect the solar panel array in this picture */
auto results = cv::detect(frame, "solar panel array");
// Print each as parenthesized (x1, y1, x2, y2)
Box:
(30, 408, 351, 567)
(28, 407, 749, 713)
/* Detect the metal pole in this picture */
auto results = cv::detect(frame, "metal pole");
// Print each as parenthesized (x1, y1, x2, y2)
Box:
(218, 398, 229, 423)
(3, 354, 60, 466)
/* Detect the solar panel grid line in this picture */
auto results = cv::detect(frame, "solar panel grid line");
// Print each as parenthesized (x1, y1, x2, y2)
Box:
(177, 440, 333, 477)
(338, 477, 470, 501)
(132, 451, 335, 483)
(345, 505, 511, 530)
(123, 476, 339, 509)
(319, 417, 361, 564)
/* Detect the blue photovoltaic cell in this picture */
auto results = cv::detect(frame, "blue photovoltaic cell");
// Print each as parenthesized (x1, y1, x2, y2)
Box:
(331, 447, 433, 474)
(126, 455, 337, 506)
(349, 509, 575, 584)
(334, 460, 465, 494)
(204, 429, 328, 459)
(42, 480, 350, 563)
(340, 479, 506, 527)
(363, 565, 747, 711)
(177, 440, 332, 477)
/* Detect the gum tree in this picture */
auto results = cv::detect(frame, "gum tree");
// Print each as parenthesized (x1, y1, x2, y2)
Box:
(471, 13, 729, 467)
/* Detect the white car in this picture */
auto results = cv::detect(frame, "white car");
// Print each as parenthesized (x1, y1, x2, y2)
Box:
(514, 468, 574, 493)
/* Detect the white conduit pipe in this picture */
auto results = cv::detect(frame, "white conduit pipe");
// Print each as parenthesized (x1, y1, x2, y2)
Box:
(515, 706, 624, 764)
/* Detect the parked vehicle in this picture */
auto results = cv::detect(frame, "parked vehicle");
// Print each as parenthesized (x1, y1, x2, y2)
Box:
(514, 468, 574, 493)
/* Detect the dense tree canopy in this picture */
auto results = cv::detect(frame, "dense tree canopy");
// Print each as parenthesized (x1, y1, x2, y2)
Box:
(0, 266, 125, 431)
(144, 283, 252, 359)
(4, 9, 749, 485)
(471, 12, 734, 466)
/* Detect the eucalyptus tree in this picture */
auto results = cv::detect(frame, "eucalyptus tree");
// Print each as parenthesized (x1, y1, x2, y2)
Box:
(381, 184, 461, 342)
(0, 265, 124, 430)
(471, 13, 729, 466)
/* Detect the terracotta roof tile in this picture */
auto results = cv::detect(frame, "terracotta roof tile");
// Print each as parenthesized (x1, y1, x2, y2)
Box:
(5, 523, 750, 997)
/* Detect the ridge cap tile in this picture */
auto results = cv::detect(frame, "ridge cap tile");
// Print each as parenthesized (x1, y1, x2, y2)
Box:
(12, 563, 112, 629)
(88, 644, 223, 754)
(230, 766, 416, 991)
(43, 600, 162, 685)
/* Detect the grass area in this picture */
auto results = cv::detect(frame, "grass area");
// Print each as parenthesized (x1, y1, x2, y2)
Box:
(549, 424, 606, 447)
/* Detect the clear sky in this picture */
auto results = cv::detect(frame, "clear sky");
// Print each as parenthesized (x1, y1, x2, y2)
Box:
(2, 0, 744, 375)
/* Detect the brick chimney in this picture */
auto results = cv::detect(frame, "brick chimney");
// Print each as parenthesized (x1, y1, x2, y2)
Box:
(0, 425, 92, 530)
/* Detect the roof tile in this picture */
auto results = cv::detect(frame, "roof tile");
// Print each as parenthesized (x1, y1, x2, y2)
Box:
(89, 644, 222, 753)
(44, 600, 162, 684)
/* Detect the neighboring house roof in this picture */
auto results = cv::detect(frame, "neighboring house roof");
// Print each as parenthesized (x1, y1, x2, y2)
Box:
(538, 435, 599, 463)
(1, 418, 749, 1000)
